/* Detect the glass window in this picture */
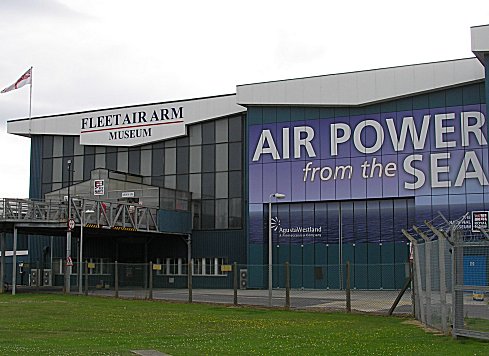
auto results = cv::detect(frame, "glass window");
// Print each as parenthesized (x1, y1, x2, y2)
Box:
(228, 171, 242, 198)
(202, 173, 215, 199)
(201, 200, 215, 229)
(160, 189, 175, 210)
(192, 201, 201, 229)
(140, 148, 152, 176)
(177, 136, 189, 147)
(128, 147, 141, 175)
(215, 118, 228, 143)
(84, 146, 96, 155)
(106, 147, 117, 171)
(73, 156, 84, 182)
(215, 144, 228, 172)
(117, 148, 128, 172)
(229, 198, 242, 228)
(189, 124, 202, 146)
(42, 159, 53, 184)
(52, 136, 63, 157)
(202, 121, 215, 144)
(165, 139, 176, 148)
(51, 158, 62, 183)
(165, 175, 176, 189)
(215, 199, 228, 229)
(193, 258, 203, 275)
(176, 146, 189, 174)
(228, 116, 242, 142)
(164, 148, 176, 175)
(42, 136, 54, 158)
(151, 148, 164, 177)
(202, 145, 215, 172)
(176, 174, 189, 191)
(205, 258, 214, 275)
(95, 152, 106, 169)
(63, 136, 74, 157)
(189, 146, 201, 173)
(189, 173, 201, 199)
(83, 155, 95, 181)
(151, 176, 164, 187)
(228, 142, 241, 171)
(215, 172, 228, 198)
(41, 183, 52, 197)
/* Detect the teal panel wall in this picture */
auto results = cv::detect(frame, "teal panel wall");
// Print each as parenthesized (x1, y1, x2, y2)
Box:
(158, 210, 191, 234)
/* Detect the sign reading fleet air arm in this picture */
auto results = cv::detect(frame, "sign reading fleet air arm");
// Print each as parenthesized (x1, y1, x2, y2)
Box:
(80, 106, 184, 146)
(7, 95, 244, 147)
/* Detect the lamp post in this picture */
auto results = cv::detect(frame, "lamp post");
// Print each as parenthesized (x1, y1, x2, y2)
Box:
(268, 192, 285, 307)
(65, 159, 72, 294)
(78, 199, 94, 294)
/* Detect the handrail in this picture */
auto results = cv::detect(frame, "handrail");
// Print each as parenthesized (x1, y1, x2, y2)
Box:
(0, 198, 159, 233)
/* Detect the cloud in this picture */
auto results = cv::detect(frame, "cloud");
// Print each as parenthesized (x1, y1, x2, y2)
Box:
(0, 0, 89, 22)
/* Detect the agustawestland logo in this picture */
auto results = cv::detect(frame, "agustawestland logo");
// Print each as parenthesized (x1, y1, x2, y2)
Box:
(271, 217, 322, 238)
(271, 217, 281, 231)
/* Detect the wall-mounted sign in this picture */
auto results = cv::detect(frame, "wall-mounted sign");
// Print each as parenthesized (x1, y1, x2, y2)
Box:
(121, 191, 135, 198)
(472, 211, 489, 232)
(220, 265, 232, 272)
(152, 264, 162, 271)
(94, 179, 105, 196)
(80, 106, 185, 147)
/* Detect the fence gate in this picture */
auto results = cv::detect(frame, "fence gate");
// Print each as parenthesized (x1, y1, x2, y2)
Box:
(404, 212, 489, 340)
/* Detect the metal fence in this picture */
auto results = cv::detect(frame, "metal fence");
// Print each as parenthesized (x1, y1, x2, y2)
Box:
(3, 261, 413, 316)
(405, 213, 489, 341)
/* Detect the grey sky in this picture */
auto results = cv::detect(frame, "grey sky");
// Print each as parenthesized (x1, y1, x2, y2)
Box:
(0, 0, 488, 197)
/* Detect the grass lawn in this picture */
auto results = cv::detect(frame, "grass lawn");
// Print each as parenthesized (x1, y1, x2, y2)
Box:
(0, 294, 488, 355)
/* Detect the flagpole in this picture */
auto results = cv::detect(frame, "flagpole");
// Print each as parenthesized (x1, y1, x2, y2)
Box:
(29, 66, 33, 135)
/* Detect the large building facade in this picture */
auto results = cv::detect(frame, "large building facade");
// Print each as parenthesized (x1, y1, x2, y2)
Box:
(6, 25, 489, 289)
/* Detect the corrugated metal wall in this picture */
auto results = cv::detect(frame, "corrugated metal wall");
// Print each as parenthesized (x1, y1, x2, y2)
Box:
(192, 229, 246, 264)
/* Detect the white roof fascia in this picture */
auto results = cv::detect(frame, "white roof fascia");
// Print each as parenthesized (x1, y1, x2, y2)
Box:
(236, 58, 484, 107)
(471, 24, 489, 63)
(7, 94, 245, 146)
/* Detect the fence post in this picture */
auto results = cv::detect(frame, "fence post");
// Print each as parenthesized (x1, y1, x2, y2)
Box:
(346, 261, 351, 313)
(285, 262, 290, 309)
(115, 261, 119, 298)
(149, 261, 153, 300)
(84, 260, 88, 296)
(424, 240, 432, 326)
(413, 244, 425, 323)
(36, 260, 40, 293)
(410, 260, 415, 317)
(233, 262, 238, 306)
(452, 238, 465, 337)
(188, 260, 193, 303)
(438, 235, 448, 334)
(63, 247, 68, 294)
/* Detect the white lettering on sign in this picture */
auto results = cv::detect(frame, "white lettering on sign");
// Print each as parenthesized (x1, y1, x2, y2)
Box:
(251, 110, 489, 192)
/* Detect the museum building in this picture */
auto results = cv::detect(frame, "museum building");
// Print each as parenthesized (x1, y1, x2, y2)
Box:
(4, 24, 489, 289)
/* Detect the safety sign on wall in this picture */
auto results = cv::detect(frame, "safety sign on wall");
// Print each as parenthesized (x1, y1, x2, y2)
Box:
(94, 179, 105, 196)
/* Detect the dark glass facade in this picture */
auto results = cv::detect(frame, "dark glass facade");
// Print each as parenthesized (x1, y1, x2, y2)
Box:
(37, 114, 245, 231)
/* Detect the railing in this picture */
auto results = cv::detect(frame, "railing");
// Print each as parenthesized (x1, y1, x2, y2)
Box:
(0, 198, 67, 222)
(0, 198, 159, 233)
(72, 198, 158, 232)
